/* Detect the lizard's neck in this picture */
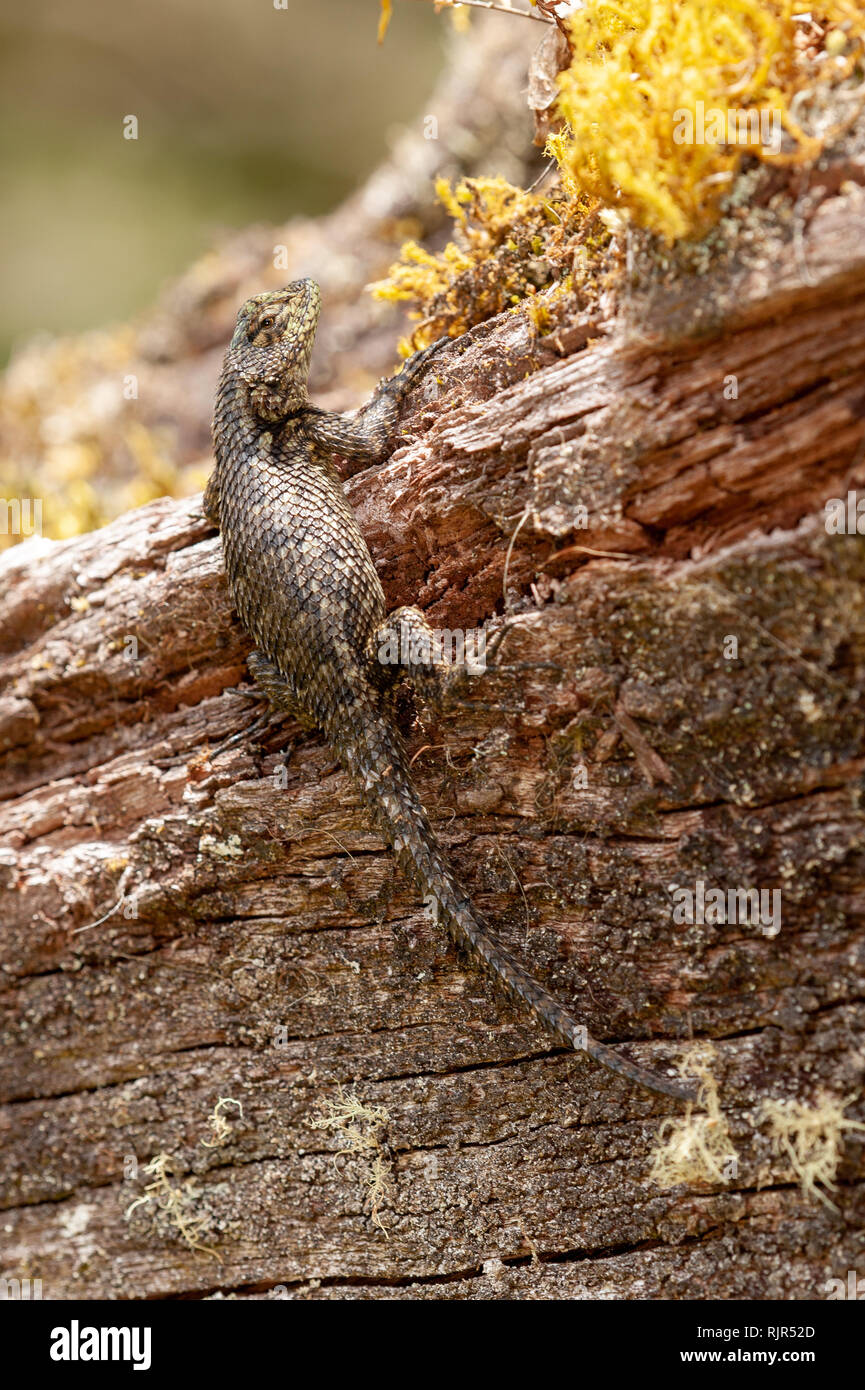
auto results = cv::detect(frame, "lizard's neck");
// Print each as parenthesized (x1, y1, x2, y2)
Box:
(212, 370, 254, 469)
(212, 364, 309, 470)
(212, 368, 316, 502)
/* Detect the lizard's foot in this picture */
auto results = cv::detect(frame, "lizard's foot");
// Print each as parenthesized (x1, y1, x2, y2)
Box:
(206, 677, 270, 756)
(373, 606, 451, 706)
(214, 710, 284, 756)
(247, 650, 318, 730)
(485, 615, 522, 667)
(210, 651, 314, 758)
(373, 606, 494, 713)
(385, 335, 451, 403)
(209, 704, 287, 758)
(220, 683, 260, 702)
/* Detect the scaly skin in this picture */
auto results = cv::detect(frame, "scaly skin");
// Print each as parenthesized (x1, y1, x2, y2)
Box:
(207, 277, 697, 1103)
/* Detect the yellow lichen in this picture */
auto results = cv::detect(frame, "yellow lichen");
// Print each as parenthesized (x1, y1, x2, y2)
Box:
(549, 0, 865, 242)
(760, 1090, 865, 1210)
(648, 1047, 739, 1187)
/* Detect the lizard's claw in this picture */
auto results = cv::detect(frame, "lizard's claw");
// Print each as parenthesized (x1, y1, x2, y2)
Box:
(209, 708, 275, 758)
(388, 335, 451, 401)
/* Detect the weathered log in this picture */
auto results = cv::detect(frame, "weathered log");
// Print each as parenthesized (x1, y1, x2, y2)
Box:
(1, 126, 864, 1302)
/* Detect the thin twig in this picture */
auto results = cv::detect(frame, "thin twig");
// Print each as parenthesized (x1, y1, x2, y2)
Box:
(71, 894, 124, 934)
(525, 159, 558, 193)
(502, 504, 532, 611)
(415, 0, 553, 23)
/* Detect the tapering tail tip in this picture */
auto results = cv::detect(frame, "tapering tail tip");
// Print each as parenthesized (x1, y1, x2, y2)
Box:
(581, 1029, 700, 1103)
(341, 709, 701, 1106)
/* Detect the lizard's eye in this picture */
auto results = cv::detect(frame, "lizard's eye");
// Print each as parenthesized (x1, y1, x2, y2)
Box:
(259, 315, 276, 330)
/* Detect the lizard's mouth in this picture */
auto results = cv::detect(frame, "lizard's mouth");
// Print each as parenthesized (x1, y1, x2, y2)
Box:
(281, 278, 322, 330)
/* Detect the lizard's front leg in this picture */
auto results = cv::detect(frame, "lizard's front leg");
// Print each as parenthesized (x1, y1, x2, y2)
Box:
(300, 336, 449, 474)
(202, 472, 220, 526)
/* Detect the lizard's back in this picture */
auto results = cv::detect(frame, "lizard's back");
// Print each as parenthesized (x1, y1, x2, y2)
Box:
(217, 420, 387, 723)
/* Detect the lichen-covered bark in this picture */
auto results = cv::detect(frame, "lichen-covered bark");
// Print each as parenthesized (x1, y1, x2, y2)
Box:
(2, 112, 865, 1304)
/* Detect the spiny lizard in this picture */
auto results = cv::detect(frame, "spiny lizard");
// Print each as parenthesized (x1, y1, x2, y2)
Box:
(206, 277, 696, 1103)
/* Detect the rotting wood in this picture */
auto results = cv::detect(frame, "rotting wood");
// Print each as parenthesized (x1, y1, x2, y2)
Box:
(1, 102, 864, 1307)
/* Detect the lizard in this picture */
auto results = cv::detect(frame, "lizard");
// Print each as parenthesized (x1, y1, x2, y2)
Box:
(205, 275, 697, 1104)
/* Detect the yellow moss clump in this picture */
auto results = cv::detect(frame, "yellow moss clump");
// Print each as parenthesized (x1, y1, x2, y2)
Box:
(370, 175, 596, 353)
(550, 0, 865, 242)
(372, 2, 863, 347)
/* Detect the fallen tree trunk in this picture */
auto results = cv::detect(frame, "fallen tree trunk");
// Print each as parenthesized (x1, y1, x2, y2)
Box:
(2, 126, 865, 1302)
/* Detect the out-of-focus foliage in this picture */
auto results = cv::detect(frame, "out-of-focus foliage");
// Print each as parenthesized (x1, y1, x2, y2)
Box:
(0, 328, 203, 547)
(0, 0, 442, 362)
(0, 0, 445, 544)
(379, 1, 394, 44)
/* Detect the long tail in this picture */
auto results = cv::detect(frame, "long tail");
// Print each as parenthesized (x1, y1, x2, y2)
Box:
(327, 704, 697, 1103)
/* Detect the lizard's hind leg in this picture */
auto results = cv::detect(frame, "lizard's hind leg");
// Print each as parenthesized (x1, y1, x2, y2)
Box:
(374, 606, 505, 718)
(209, 651, 308, 756)
(247, 650, 318, 730)
(371, 606, 463, 708)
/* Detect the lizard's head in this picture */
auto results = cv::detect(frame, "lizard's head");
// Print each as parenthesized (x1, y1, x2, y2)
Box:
(225, 278, 322, 421)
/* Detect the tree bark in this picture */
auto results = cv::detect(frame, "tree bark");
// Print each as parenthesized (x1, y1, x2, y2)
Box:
(2, 49, 865, 1303)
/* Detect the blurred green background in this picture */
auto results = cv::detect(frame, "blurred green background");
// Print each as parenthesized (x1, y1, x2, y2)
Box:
(0, 0, 443, 361)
